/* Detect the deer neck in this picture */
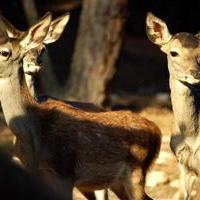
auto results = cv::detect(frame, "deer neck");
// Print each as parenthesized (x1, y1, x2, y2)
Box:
(0, 67, 37, 133)
(169, 75, 200, 137)
(0, 66, 40, 168)
(25, 73, 36, 98)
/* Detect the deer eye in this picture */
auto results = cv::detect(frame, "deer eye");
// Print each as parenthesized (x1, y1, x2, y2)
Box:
(0, 49, 10, 58)
(170, 51, 179, 57)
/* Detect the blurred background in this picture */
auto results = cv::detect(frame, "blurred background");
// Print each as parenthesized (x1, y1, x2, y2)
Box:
(0, 0, 200, 199)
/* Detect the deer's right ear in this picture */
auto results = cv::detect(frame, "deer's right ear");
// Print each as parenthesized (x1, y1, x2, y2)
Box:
(44, 13, 70, 44)
(146, 12, 172, 46)
(20, 12, 52, 51)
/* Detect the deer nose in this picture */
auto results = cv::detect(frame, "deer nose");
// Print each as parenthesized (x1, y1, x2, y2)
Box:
(189, 69, 200, 79)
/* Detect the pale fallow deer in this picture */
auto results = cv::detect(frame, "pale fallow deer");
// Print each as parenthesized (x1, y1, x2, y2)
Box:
(0, 12, 161, 200)
(146, 12, 200, 199)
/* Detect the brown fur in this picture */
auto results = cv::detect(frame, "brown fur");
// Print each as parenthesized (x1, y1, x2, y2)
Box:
(38, 96, 104, 113)
(15, 72, 161, 200)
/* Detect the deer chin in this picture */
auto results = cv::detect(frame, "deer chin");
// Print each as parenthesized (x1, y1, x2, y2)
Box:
(24, 63, 41, 75)
(173, 73, 200, 85)
(183, 75, 200, 85)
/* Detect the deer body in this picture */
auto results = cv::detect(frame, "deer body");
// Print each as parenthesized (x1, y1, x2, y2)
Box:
(169, 77, 200, 199)
(146, 13, 200, 199)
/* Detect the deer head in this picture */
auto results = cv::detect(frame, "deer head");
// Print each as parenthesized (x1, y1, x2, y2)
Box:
(146, 12, 200, 85)
(0, 12, 52, 78)
(23, 13, 70, 75)
(1, 13, 70, 75)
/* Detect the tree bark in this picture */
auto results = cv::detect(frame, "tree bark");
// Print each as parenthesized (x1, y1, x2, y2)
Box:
(65, 0, 127, 105)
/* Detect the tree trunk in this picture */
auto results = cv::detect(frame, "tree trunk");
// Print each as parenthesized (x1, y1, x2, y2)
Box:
(65, 0, 127, 105)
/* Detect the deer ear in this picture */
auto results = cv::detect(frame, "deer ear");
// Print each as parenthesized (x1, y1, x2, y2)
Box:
(44, 13, 70, 44)
(146, 12, 172, 46)
(1, 15, 24, 39)
(0, 14, 8, 43)
(20, 12, 52, 51)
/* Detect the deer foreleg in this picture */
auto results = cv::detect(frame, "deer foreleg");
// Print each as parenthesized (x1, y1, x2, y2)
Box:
(179, 164, 196, 200)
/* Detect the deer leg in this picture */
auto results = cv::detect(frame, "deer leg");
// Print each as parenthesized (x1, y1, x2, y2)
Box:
(59, 178, 73, 200)
(111, 167, 151, 200)
(79, 190, 96, 200)
(179, 164, 196, 200)
(79, 189, 108, 200)
(110, 181, 130, 200)
(35, 170, 74, 200)
(95, 190, 109, 200)
(170, 136, 197, 199)
(130, 167, 151, 200)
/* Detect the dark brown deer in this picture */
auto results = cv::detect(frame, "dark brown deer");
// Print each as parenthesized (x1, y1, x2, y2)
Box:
(0, 12, 161, 200)
(146, 12, 200, 200)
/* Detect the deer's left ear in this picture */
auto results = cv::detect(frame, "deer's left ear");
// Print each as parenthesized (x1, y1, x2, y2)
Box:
(1, 15, 24, 39)
(20, 12, 52, 51)
(146, 12, 172, 46)
(44, 13, 70, 44)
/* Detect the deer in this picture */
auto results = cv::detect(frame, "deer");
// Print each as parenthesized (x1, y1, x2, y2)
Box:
(0, 12, 161, 200)
(146, 12, 200, 199)
(3, 12, 107, 200)
(2, 12, 105, 200)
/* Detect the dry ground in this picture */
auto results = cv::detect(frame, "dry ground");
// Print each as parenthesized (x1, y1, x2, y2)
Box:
(0, 106, 185, 200)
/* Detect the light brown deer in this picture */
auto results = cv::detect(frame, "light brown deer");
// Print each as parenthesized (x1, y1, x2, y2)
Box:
(146, 12, 200, 199)
(0, 12, 161, 200)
